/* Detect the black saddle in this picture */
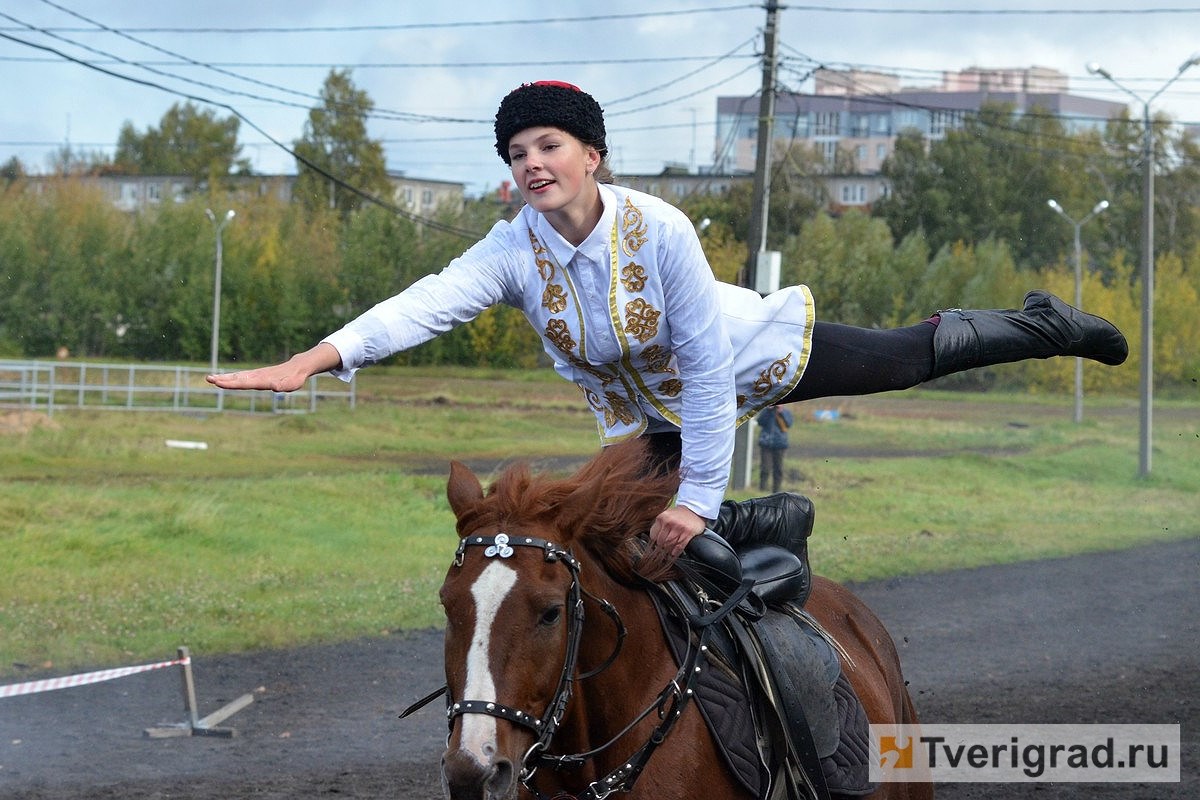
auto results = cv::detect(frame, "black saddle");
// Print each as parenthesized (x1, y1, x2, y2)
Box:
(682, 531, 810, 607)
(660, 504, 876, 799)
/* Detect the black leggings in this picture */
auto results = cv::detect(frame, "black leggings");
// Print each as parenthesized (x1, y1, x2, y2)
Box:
(642, 319, 936, 471)
(782, 320, 935, 402)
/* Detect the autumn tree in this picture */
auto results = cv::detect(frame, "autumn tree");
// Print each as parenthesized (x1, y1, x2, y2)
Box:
(113, 102, 249, 179)
(48, 144, 111, 176)
(293, 69, 390, 216)
(2, 156, 26, 183)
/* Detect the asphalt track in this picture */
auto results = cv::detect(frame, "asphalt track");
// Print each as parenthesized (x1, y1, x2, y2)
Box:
(2, 537, 1196, 799)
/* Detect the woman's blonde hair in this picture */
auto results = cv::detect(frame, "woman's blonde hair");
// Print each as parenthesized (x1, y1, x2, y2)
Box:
(593, 156, 615, 185)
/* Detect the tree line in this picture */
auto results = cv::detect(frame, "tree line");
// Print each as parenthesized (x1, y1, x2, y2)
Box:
(7, 70, 390, 220)
(1, 71, 1197, 394)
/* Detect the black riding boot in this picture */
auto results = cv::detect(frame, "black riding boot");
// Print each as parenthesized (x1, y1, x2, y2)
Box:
(711, 493, 815, 604)
(930, 290, 1128, 380)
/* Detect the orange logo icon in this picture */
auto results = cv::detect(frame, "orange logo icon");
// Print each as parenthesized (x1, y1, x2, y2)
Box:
(879, 735, 914, 769)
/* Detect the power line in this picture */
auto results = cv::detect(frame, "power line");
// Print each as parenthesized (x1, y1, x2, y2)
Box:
(4, 3, 1194, 36)
(3, 4, 759, 127)
(6, 1, 758, 181)
(610, 64, 761, 118)
(785, 55, 1200, 96)
(0, 55, 759, 69)
(0, 5, 759, 34)
(603, 36, 759, 106)
(782, 4, 1200, 15)
(35, 0, 341, 118)
(1, 8, 483, 126)
(0, 28, 485, 240)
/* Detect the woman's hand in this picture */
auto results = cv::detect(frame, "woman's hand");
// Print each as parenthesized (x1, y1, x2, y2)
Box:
(206, 343, 342, 392)
(649, 504, 707, 558)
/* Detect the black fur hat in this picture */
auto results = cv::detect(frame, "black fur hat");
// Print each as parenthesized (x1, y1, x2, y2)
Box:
(494, 81, 607, 165)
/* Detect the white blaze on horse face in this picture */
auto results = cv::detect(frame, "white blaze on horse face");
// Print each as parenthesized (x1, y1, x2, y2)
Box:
(459, 560, 518, 765)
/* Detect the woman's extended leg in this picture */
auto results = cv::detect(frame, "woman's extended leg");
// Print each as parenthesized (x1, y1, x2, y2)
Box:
(785, 320, 935, 401)
(784, 290, 1128, 402)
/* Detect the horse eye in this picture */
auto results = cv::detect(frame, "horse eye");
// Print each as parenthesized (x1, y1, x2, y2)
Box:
(539, 605, 563, 627)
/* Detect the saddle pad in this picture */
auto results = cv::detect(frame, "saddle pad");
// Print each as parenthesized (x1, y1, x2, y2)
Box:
(654, 595, 764, 798)
(821, 673, 879, 796)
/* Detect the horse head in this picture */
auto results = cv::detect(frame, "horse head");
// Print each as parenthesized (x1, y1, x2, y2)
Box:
(436, 443, 677, 800)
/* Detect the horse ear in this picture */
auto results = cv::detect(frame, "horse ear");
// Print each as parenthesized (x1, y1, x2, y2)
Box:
(447, 461, 484, 521)
(556, 469, 605, 536)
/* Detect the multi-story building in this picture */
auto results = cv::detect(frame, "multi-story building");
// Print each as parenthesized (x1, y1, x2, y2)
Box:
(24, 172, 465, 216)
(714, 66, 1128, 211)
(615, 164, 743, 203)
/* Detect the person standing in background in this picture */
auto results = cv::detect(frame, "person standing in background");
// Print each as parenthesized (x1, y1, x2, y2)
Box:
(757, 403, 794, 493)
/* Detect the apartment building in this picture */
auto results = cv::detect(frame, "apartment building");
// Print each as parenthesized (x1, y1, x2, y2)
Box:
(714, 66, 1128, 210)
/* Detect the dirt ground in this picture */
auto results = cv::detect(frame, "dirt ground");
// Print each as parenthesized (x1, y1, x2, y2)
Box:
(2, 537, 1195, 800)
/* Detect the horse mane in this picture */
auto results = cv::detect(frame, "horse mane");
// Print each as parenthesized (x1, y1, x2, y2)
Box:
(454, 440, 681, 583)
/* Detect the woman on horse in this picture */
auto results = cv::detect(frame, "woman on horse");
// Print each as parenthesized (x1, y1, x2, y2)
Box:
(208, 80, 1127, 559)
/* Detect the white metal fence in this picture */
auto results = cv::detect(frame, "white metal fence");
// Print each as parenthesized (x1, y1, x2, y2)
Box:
(0, 359, 355, 416)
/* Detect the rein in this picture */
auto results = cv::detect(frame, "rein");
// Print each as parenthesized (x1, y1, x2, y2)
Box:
(408, 532, 752, 800)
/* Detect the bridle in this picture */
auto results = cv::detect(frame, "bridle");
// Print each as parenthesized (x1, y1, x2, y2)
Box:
(403, 532, 743, 800)
(451, 533, 596, 789)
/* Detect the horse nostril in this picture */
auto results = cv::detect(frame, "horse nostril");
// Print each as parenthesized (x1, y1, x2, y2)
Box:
(443, 750, 494, 800)
(485, 758, 515, 798)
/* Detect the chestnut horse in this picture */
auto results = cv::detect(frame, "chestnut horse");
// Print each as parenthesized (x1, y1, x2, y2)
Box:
(437, 441, 930, 800)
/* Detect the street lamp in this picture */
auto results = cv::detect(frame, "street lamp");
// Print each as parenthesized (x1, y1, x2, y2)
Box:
(205, 208, 235, 375)
(1047, 198, 1108, 424)
(1086, 55, 1200, 477)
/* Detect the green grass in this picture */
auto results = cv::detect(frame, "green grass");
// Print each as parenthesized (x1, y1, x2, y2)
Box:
(775, 391, 1199, 581)
(2, 372, 1196, 677)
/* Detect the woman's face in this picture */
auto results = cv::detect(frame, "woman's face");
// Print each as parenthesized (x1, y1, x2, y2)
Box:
(507, 126, 600, 217)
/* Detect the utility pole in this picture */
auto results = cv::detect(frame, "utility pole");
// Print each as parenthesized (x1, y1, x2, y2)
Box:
(1137, 99, 1154, 477)
(1088, 55, 1200, 477)
(743, 0, 781, 291)
(731, 0, 781, 490)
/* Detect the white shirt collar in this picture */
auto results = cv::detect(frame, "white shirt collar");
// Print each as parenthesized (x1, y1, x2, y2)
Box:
(534, 185, 616, 268)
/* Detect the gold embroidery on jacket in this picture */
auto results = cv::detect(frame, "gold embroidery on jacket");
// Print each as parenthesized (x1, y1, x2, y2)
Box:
(623, 298, 660, 344)
(621, 197, 647, 256)
(528, 229, 556, 281)
(640, 344, 675, 374)
(620, 262, 647, 292)
(542, 284, 567, 314)
(659, 378, 683, 397)
(604, 391, 636, 426)
(545, 319, 576, 354)
(569, 354, 617, 386)
(584, 388, 606, 416)
(752, 353, 794, 397)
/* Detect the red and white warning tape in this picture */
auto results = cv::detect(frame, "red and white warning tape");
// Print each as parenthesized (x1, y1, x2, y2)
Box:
(0, 655, 189, 698)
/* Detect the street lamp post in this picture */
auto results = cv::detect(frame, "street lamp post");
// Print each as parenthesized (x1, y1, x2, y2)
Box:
(1047, 198, 1108, 423)
(1087, 55, 1200, 478)
(205, 208, 236, 375)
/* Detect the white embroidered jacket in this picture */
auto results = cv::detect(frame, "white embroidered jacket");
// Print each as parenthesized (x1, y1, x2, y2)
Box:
(323, 185, 815, 518)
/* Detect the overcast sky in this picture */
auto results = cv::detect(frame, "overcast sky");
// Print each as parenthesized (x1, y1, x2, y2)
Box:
(2, 1, 1198, 195)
